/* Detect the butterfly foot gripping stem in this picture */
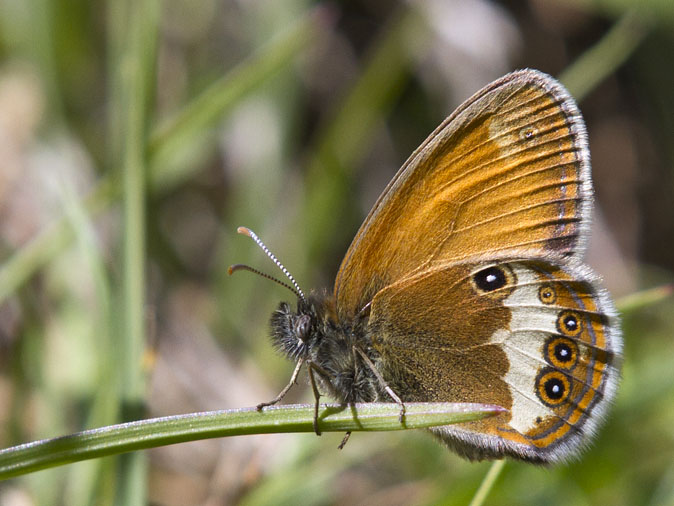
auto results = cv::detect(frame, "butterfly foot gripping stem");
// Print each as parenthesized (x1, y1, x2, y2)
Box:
(381, 384, 406, 424)
(354, 346, 407, 425)
(256, 358, 304, 411)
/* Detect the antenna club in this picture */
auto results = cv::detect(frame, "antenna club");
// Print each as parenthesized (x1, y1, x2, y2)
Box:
(237, 226, 253, 237)
(229, 263, 255, 276)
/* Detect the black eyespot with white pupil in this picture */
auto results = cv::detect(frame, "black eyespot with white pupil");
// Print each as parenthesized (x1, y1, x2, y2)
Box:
(544, 336, 579, 370)
(535, 368, 571, 407)
(538, 284, 556, 304)
(545, 378, 565, 399)
(564, 315, 577, 330)
(555, 343, 572, 362)
(473, 266, 507, 293)
(557, 310, 582, 337)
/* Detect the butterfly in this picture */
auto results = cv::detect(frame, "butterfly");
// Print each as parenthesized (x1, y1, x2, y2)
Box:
(231, 69, 622, 463)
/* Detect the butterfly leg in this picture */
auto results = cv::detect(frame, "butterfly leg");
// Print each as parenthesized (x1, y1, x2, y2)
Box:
(257, 357, 304, 410)
(338, 431, 352, 449)
(354, 347, 406, 423)
(306, 361, 323, 436)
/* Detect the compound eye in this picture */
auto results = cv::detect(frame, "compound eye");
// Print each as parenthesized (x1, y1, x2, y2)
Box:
(294, 315, 311, 341)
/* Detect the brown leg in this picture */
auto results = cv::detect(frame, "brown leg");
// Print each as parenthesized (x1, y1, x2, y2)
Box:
(257, 358, 304, 410)
(307, 362, 323, 436)
(337, 431, 352, 450)
(354, 347, 406, 423)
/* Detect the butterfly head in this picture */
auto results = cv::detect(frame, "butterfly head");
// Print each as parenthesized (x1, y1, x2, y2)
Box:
(229, 227, 339, 363)
(270, 292, 339, 361)
(270, 298, 316, 361)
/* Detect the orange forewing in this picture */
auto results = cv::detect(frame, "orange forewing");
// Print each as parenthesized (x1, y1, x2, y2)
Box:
(334, 71, 591, 321)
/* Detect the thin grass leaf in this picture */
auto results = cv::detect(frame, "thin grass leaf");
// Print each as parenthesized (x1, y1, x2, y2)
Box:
(559, 8, 650, 101)
(617, 285, 673, 313)
(302, 6, 424, 259)
(115, 0, 161, 503)
(468, 459, 506, 506)
(148, 7, 329, 175)
(0, 402, 504, 481)
(0, 7, 324, 307)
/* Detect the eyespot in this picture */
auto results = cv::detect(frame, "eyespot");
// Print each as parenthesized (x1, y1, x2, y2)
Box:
(471, 265, 515, 295)
(294, 314, 311, 341)
(535, 368, 571, 407)
(557, 310, 582, 337)
(544, 336, 578, 370)
(538, 284, 557, 305)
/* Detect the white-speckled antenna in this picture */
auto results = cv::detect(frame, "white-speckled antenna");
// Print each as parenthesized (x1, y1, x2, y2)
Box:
(233, 226, 306, 301)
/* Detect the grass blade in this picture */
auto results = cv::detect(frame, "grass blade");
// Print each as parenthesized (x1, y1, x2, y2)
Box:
(0, 402, 504, 481)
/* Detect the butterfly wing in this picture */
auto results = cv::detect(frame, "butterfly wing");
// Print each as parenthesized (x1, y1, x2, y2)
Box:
(332, 69, 621, 462)
(367, 258, 621, 463)
(334, 69, 592, 321)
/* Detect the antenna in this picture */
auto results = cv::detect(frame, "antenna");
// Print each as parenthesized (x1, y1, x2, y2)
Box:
(231, 226, 306, 301)
(228, 264, 302, 299)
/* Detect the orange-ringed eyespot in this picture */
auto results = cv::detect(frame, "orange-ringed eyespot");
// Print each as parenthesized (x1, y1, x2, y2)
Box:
(538, 284, 557, 304)
(535, 368, 571, 407)
(545, 336, 578, 370)
(557, 310, 582, 337)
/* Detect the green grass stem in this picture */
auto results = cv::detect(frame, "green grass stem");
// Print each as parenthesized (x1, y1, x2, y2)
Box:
(0, 402, 503, 481)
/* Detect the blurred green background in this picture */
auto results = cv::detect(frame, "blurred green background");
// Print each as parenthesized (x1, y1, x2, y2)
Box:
(0, 0, 673, 505)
